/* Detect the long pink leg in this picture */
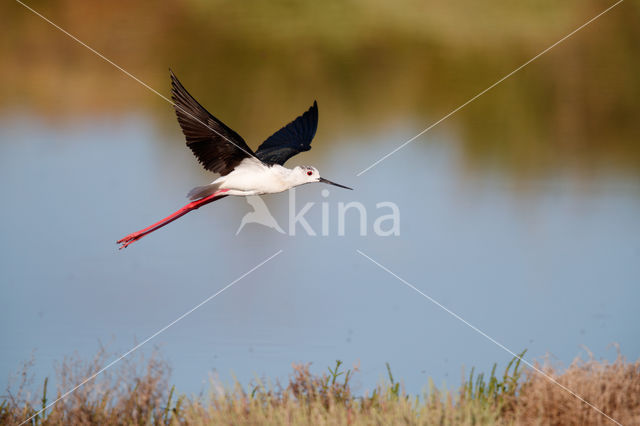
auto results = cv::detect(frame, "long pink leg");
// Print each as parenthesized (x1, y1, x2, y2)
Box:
(117, 189, 230, 249)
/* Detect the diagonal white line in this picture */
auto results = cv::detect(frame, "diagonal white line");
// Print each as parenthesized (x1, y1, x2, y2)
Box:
(19, 249, 283, 426)
(356, 0, 624, 176)
(15, 0, 258, 161)
(356, 249, 622, 426)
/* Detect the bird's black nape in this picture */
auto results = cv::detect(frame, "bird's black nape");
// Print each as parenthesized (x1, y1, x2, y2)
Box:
(255, 101, 319, 166)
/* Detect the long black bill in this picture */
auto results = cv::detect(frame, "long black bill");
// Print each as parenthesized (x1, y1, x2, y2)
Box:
(319, 177, 353, 190)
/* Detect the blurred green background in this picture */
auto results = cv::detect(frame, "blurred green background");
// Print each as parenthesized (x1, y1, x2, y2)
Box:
(2, 0, 639, 181)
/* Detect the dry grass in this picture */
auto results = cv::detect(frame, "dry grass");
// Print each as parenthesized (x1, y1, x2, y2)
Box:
(507, 355, 640, 425)
(1, 348, 170, 425)
(1, 349, 638, 425)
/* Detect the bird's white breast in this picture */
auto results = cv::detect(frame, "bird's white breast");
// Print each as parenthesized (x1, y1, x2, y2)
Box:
(214, 158, 294, 195)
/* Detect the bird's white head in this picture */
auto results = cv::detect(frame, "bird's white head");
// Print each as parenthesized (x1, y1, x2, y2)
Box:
(292, 166, 352, 190)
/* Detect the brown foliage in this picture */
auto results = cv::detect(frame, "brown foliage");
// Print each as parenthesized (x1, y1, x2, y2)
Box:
(2, 350, 638, 425)
(509, 354, 640, 425)
(1, 347, 170, 426)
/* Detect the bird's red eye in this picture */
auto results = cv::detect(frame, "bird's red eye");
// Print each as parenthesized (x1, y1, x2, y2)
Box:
(307, 171, 313, 176)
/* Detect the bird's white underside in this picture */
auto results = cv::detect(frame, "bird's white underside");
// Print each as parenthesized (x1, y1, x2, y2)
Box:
(213, 158, 319, 196)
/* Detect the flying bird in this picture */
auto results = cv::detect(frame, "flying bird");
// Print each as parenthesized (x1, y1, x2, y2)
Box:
(117, 70, 351, 249)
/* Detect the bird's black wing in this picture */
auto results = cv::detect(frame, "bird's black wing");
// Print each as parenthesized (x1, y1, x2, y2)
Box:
(170, 70, 256, 175)
(255, 101, 318, 166)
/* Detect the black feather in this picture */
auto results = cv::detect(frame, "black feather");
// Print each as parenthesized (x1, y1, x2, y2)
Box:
(255, 101, 318, 166)
(170, 70, 255, 175)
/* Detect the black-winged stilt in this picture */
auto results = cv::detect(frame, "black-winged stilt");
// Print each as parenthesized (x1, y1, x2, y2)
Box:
(117, 70, 351, 249)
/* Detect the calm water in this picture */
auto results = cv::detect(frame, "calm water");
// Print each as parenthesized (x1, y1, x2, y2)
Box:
(1, 114, 638, 395)
(2, 0, 639, 397)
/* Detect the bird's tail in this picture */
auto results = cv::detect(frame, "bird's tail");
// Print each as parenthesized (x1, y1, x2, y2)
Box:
(187, 182, 222, 200)
(117, 190, 229, 249)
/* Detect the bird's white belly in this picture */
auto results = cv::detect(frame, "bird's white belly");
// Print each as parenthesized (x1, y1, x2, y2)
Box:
(215, 159, 291, 195)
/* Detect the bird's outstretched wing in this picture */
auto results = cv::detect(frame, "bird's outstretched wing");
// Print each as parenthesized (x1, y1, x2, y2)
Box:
(170, 70, 256, 175)
(255, 101, 318, 166)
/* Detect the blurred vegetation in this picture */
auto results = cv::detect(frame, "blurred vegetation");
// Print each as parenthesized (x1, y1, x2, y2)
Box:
(2, 348, 639, 425)
(2, 0, 640, 180)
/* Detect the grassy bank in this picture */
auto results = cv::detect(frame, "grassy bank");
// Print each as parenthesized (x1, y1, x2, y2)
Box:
(1, 350, 638, 425)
